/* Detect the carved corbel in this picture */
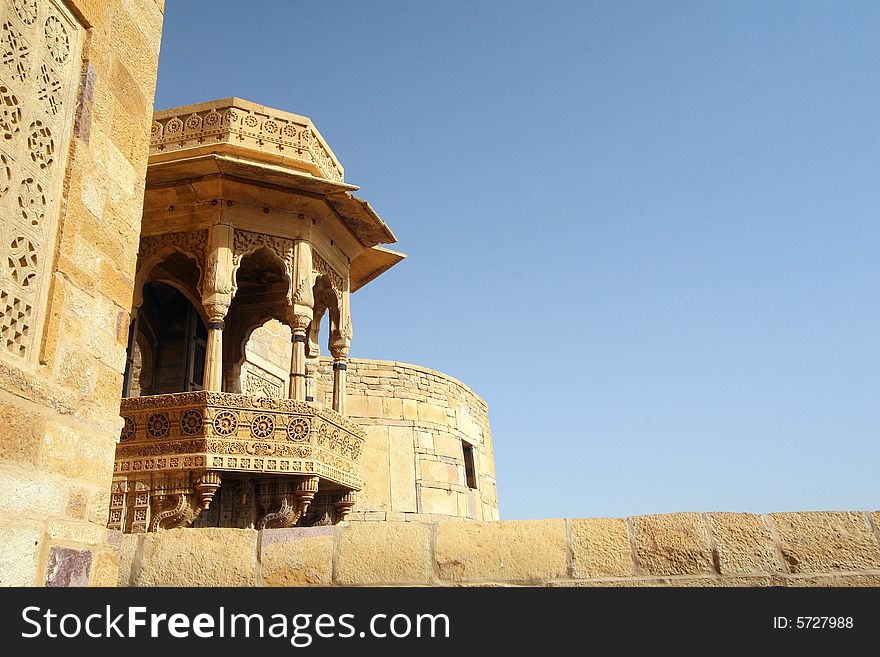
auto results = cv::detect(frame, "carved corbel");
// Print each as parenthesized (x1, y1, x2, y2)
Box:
(150, 492, 199, 531)
(334, 490, 356, 522)
(194, 471, 222, 509)
(296, 476, 320, 516)
(257, 481, 300, 529)
(256, 476, 321, 529)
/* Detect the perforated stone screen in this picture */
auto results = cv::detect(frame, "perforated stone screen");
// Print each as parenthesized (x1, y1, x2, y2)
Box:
(0, 0, 82, 363)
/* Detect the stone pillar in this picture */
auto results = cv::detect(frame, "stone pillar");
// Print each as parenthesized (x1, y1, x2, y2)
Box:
(304, 312, 321, 402)
(288, 314, 310, 400)
(201, 224, 234, 392)
(204, 305, 227, 392)
(289, 240, 314, 401)
(329, 332, 350, 414)
(330, 284, 352, 414)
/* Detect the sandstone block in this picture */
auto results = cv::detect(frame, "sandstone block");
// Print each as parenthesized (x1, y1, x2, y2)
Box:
(382, 397, 404, 418)
(335, 522, 432, 585)
(434, 433, 463, 459)
(402, 399, 418, 420)
(345, 395, 370, 418)
(116, 533, 141, 586)
(81, 175, 106, 220)
(45, 546, 93, 587)
(419, 486, 460, 516)
(66, 488, 89, 520)
(0, 468, 66, 518)
(706, 513, 783, 575)
(768, 512, 880, 573)
(570, 517, 634, 578)
(388, 426, 416, 512)
(91, 549, 119, 586)
(419, 459, 459, 485)
(0, 520, 42, 586)
(356, 425, 390, 511)
(0, 397, 44, 465)
(631, 513, 715, 576)
(435, 519, 567, 583)
(133, 528, 257, 586)
(41, 421, 115, 486)
(456, 412, 482, 441)
(785, 574, 880, 587)
(417, 402, 449, 425)
(261, 527, 334, 586)
(47, 520, 108, 546)
(416, 430, 434, 450)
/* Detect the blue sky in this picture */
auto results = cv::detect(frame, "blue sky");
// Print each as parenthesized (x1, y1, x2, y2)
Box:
(155, 1, 880, 519)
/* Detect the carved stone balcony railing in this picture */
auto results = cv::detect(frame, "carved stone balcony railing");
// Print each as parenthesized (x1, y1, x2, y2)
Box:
(109, 392, 364, 533)
(149, 98, 345, 183)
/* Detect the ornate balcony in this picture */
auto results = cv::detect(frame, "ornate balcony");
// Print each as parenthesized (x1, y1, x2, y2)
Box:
(109, 392, 364, 532)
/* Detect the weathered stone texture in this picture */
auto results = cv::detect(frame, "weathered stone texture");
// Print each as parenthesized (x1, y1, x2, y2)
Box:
(335, 521, 432, 585)
(707, 513, 784, 575)
(113, 512, 880, 587)
(90, 549, 119, 587)
(0, 396, 44, 464)
(631, 513, 716, 576)
(769, 512, 880, 574)
(320, 358, 498, 522)
(261, 527, 334, 586)
(116, 532, 141, 586)
(45, 547, 93, 587)
(133, 528, 257, 586)
(435, 519, 567, 583)
(569, 517, 634, 578)
(0, 521, 43, 586)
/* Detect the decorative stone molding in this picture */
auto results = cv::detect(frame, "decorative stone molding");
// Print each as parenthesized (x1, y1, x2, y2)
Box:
(232, 228, 293, 297)
(150, 99, 344, 183)
(111, 391, 365, 532)
(138, 229, 208, 271)
(312, 250, 345, 297)
(244, 363, 284, 399)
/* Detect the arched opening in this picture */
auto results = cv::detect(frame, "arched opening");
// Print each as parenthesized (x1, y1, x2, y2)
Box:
(123, 280, 207, 396)
(307, 277, 340, 355)
(305, 274, 341, 404)
(238, 318, 292, 398)
(223, 247, 291, 393)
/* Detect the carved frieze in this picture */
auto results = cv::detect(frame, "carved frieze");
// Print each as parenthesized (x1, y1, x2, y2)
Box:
(138, 229, 207, 270)
(232, 228, 293, 296)
(150, 101, 344, 183)
(112, 391, 364, 531)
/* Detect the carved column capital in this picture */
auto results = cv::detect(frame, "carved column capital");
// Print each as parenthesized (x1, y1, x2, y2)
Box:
(204, 302, 229, 323)
(289, 310, 312, 334)
(329, 332, 350, 362)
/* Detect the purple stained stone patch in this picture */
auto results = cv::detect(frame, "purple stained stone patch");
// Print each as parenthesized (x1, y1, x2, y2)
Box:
(45, 546, 92, 587)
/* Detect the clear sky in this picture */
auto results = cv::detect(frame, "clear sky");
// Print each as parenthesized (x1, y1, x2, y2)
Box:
(154, 0, 880, 520)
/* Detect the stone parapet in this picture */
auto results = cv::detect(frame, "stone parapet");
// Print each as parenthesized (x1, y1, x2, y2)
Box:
(150, 98, 344, 183)
(116, 510, 880, 587)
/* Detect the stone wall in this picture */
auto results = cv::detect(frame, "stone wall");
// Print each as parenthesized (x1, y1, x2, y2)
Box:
(116, 510, 880, 586)
(321, 359, 498, 522)
(0, 0, 164, 586)
(242, 323, 499, 521)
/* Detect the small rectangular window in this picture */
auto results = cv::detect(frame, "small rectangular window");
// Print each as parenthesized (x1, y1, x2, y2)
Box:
(462, 443, 477, 490)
